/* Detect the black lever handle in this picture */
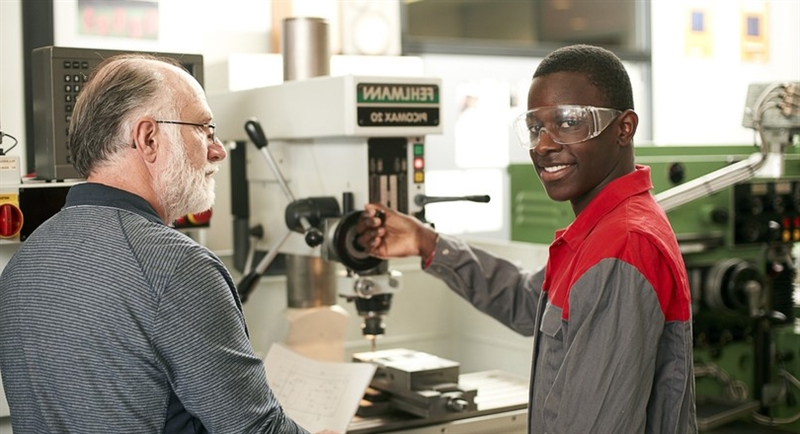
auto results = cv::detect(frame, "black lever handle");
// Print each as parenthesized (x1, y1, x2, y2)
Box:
(244, 119, 269, 150)
(237, 272, 261, 303)
(414, 194, 491, 206)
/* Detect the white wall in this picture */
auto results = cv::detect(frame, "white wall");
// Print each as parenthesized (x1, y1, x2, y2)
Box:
(651, 0, 800, 145)
(51, 0, 281, 64)
(0, 0, 25, 172)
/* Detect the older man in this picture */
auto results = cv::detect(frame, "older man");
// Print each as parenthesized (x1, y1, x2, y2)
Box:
(0, 54, 316, 433)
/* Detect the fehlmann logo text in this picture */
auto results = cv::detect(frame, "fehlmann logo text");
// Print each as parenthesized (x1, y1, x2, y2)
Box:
(358, 84, 438, 104)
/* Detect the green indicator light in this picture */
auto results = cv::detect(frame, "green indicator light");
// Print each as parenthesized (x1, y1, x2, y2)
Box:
(414, 144, 424, 156)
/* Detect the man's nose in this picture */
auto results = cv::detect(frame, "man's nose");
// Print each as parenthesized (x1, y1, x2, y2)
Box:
(532, 129, 563, 155)
(208, 138, 227, 162)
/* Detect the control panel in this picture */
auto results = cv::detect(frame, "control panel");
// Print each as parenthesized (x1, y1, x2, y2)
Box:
(734, 180, 800, 245)
(367, 137, 426, 216)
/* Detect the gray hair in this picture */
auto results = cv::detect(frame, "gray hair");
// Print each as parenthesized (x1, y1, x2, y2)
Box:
(68, 54, 184, 177)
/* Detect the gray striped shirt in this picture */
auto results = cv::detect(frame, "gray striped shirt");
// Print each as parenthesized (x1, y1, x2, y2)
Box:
(0, 183, 308, 434)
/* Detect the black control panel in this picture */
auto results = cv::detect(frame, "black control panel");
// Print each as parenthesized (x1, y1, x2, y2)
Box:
(733, 180, 800, 245)
(31, 46, 204, 180)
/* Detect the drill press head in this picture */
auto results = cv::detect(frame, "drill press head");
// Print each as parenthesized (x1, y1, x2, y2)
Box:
(328, 210, 401, 344)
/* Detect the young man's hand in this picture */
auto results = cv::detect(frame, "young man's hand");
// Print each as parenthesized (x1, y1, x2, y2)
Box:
(355, 204, 438, 260)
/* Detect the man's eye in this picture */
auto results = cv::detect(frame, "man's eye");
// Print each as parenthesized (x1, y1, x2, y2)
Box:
(528, 123, 544, 134)
(557, 119, 581, 129)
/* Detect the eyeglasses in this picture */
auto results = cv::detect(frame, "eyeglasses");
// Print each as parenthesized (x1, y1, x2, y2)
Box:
(155, 120, 217, 144)
(513, 105, 622, 149)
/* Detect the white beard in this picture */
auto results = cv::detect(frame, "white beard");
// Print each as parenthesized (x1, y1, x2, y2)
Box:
(154, 134, 217, 224)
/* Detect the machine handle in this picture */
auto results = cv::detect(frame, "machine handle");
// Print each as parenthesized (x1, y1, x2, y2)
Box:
(245, 118, 296, 203)
(240, 119, 339, 257)
(414, 194, 491, 206)
(244, 118, 269, 150)
(237, 230, 293, 303)
(237, 271, 262, 303)
(305, 227, 324, 247)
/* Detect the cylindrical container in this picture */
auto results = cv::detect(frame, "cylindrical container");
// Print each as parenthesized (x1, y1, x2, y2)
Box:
(281, 17, 334, 308)
(286, 254, 338, 308)
(282, 17, 330, 81)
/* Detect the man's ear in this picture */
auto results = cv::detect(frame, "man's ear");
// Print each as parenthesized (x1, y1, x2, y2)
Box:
(617, 109, 639, 147)
(132, 118, 159, 163)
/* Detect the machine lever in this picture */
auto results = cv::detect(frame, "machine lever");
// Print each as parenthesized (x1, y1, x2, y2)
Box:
(304, 224, 324, 247)
(244, 118, 269, 150)
(237, 230, 293, 302)
(414, 194, 490, 206)
(242, 225, 264, 275)
(237, 120, 341, 301)
(245, 118, 332, 245)
(245, 118, 296, 203)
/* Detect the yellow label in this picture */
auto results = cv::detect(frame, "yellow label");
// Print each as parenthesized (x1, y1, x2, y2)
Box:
(0, 193, 19, 204)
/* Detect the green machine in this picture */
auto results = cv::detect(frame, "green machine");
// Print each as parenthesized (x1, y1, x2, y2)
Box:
(509, 83, 800, 432)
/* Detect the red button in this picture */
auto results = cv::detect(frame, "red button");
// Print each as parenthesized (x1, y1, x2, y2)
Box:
(187, 209, 213, 225)
(0, 203, 23, 238)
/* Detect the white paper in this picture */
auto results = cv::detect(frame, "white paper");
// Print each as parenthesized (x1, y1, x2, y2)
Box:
(264, 343, 376, 434)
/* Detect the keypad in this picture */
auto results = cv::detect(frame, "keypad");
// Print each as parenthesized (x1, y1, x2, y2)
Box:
(60, 59, 90, 163)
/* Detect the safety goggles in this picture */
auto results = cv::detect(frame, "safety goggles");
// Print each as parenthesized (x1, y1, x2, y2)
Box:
(513, 105, 622, 149)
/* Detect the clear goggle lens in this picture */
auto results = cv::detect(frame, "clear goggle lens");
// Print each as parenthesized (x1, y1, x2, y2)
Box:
(513, 105, 622, 149)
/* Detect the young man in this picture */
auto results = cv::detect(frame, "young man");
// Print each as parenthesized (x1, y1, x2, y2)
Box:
(0, 54, 325, 433)
(356, 45, 697, 433)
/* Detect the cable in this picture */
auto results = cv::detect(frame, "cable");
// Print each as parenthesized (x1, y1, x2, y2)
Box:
(695, 362, 800, 427)
(695, 363, 747, 400)
(751, 369, 800, 426)
(0, 131, 19, 155)
(695, 362, 749, 401)
(656, 82, 798, 212)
